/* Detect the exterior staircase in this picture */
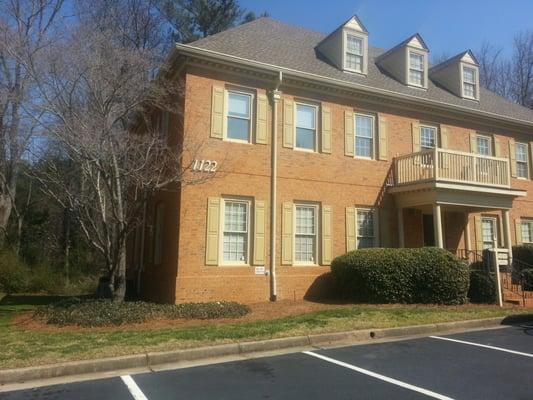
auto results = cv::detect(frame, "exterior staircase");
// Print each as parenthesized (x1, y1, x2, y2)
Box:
(501, 272, 533, 307)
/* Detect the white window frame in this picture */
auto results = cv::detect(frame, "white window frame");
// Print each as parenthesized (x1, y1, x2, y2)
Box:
(420, 124, 438, 150)
(354, 113, 375, 159)
(481, 216, 497, 249)
(344, 32, 365, 74)
(224, 89, 254, 144)
(219, 198, 251, 266)
(356, 208, 378, 248)
(476, 134, 492, 156)
(515, 142, 529, 179)
(294, 102, 318, 152)
(408, 50, 425, 88)
(293, 203, 318, 266)
(462, 66, 478, 100)
(521, 219, 533, 244)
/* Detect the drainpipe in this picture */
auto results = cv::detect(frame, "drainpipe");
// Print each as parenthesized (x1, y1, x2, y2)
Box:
(269, 71, 283, 302)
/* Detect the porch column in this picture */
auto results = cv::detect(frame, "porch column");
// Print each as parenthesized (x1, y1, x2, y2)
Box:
(397, 208, 405, 248)
(502, 209, 513, 264)
(433, 204, 444, 248)
(464, 212, 471, 253)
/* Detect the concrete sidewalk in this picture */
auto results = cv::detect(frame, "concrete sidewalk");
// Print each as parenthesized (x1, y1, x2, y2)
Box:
(3, 315, 529, 387)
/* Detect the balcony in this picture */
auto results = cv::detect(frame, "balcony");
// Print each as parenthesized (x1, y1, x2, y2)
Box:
(394, 148, 510, 189)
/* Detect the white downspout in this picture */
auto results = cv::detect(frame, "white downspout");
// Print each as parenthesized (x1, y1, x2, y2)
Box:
(269, 71, 282, 301)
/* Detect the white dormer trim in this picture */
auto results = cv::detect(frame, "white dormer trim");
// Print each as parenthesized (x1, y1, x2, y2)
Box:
(460, 62, 480, 101)
(343, 29, 368, 75)
(344, 16, 366, 33)
(406, 48, 428, 89)
(407, 36, 425, 50)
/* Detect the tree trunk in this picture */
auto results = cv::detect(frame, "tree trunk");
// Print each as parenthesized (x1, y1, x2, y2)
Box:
(113, 245, 127, 302)
(0, 194, 13, 247)
(62, 208, 71, 285)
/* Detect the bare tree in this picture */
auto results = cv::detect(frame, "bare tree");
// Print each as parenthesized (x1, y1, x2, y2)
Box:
(511, 31, 533, 108)
(30, 19, 208, 301)
(477, 41, 513, 99)
(0, 0, 64, 246)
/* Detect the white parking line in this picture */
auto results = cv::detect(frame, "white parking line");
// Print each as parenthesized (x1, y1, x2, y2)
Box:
(121, 375, 148, 400)
(430, 336, 533, 358)
(303, 351, 454, 400)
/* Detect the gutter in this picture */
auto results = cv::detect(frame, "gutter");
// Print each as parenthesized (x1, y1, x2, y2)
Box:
(269, 71, 283, 302)
(174, 44, 533, 131)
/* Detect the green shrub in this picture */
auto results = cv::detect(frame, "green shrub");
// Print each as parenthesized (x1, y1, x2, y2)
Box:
(0, 250, 29, 294)
(330, 247, 469, 305)
(27, 266, 64, 294)
(522, 268, 533, 291)
(468, 270, 496, 303)
(34, 299, 251, 327)
(512, 245, 533, 272)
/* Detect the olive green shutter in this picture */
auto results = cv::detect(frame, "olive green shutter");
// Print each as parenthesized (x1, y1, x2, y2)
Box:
(344, 110, 354, 157)
(379, 208, 390, 247)
(509, 139, 517, 177)
(210, 86, 224, 139)
(321, 105, 332, 154)
(346, 207, 356, 251)
(281, 202, 293, 265)
(494, 136, 501, 157)
(253, 200, 266, 265)
(469, 132, 477, 153)
(440, 127, 449, 149)
(321, 205, 332, 265)
(412, 122, 420, 152)
(378, 116, 388, 161)
(474, 215, 483, 252)
(515, 218, 522, 245)
(255, 93, 268, 144)
(205, 197, 221, 265)
(282, 99, 294, 148)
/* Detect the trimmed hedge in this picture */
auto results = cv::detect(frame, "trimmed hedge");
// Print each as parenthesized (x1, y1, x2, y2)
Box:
(522, 268, 533, 291)
(34, 298, 251, 327)
(468, 270, 496, 304)
(512, 245, 533, 272)
(331, 247, 469, 305)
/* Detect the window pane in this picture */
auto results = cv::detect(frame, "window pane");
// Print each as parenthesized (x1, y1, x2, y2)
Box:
(482, 218, 495, 247)
(223, 201, 248, 262)
(228, 92, 250, 118)
(516, 143, 527, 162)
(223, 233, 247, 262)
(517, 162, 528, 178)
(420, 126, 436, 149)
(295, 206, 316, 262)
(296, 104, 316, 129)
(347, 35, 362, 55)
(296, 206, 315, 234)
(227, 117, 250, 141)
(356, 137, 372, 157)
(522, 222, 532, 243)
(296, 128, 315, 150)
(224, 201, 247, 232)
(463, 67, 475, 83)
(476, 137, 490, 155)
(355, 115, 373, 138)
(357, 210, 374, 249)
(409, 70, 423, 86)
(463, 83, 475, 98)
(409, 52, 424, 70)
(345, 53, 362, 71)
(295, 236, 315, 262)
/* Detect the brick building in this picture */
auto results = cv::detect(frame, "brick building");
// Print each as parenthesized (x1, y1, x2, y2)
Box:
(129, 16, 533, 304)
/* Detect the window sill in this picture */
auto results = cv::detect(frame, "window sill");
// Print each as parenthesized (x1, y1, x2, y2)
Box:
(294, 147, 318, 153)
(224, 138, 252, 145)
(354, 155, 374, 161)
(218, 263, 250, 268)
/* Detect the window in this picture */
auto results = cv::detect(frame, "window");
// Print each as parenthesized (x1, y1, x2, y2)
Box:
(227, 91, 252, 141)
(345, 34, 364, 73)
(357, 209, 376, 248)
(420, 125, 437, 150)
(222, 199, 249, 264)
(295, 103, 317, 151)
(153, 203, 165, 265)
(476, 135, 491, 156)
(355, 114, 374, 158)
(463, 67, 477, 99)
(408, 52, 425, 87)
(295, 205, 317, 264)
(522, 220, 533, 243)
(516, 142, 529, 179)
(481, 217, 497, 249)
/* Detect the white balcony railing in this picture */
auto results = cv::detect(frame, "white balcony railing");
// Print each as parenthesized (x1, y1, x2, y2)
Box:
(394, 148, 510, 188)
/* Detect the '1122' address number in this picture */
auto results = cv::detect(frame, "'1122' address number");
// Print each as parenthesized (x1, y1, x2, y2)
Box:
(192, 159, 218, 172)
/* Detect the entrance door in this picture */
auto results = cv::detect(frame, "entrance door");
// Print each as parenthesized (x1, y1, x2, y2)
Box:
(481, 217, 497, 249)
(423, 214, 435, 246)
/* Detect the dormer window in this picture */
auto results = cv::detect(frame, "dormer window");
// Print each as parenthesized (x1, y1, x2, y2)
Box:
(462, 66, 477, 99)
(345, 34, 364, 73)
(408, 51, 425, 87)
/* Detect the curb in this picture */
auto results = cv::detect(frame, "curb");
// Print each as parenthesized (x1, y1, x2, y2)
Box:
(0, 316, 514, 385)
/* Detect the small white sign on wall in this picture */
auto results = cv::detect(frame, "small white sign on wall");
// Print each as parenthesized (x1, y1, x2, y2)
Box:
(192, 159, 218, 172)
(255, 266, 265, 275)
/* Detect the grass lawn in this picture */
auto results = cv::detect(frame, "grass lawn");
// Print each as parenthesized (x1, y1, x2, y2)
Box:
(0, 293, 531, 369)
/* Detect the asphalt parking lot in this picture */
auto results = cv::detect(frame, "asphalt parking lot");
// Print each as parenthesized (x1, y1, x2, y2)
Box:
(1, 324, 532, 400)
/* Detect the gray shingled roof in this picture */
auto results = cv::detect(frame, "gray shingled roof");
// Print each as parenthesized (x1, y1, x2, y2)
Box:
(188, 18, 533, 126)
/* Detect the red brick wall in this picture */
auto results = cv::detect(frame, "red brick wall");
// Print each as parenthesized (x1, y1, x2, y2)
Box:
(134, 65, 533, 304)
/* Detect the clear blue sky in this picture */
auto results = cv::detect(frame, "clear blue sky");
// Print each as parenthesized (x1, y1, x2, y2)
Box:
(240, 0, 533, 60)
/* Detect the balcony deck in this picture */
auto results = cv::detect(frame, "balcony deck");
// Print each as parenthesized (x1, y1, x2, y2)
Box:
(394, 148, 511, 189)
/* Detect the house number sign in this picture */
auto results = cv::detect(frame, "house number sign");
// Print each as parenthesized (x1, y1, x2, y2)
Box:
(192, 159, 218, 172)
